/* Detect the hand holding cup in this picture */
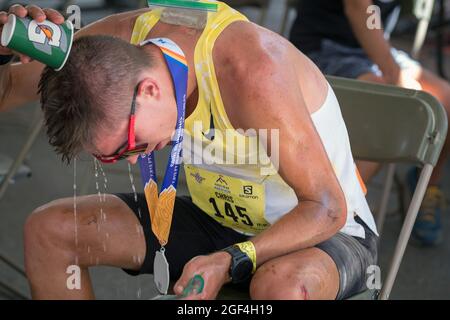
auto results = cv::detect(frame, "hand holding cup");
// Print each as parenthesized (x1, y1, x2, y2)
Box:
(0, 4, 65, 65)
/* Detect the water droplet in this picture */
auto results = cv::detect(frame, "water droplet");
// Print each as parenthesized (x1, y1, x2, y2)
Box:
(93, 158, 110, 232)
(128, 163, 139, 202)
(128, 164, 144, 220)
(99, 163, 108, 202)
(73, 158, 79, 248)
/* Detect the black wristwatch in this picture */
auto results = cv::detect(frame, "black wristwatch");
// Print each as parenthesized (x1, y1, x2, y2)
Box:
(0, 55, 14, 66)
(222, 245, 253, 284)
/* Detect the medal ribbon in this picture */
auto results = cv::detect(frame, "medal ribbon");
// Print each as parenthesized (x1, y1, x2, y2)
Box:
(138, 38, 188, 247)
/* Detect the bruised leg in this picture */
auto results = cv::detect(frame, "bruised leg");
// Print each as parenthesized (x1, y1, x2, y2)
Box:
(249, 247, 339, 300)
(24, 194, 146, 299)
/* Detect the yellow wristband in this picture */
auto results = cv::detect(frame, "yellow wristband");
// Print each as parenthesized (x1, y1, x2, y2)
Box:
(235, 241, 257, 274)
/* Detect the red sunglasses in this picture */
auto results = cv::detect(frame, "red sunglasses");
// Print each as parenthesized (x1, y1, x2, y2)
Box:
(94, 84, 148, 163)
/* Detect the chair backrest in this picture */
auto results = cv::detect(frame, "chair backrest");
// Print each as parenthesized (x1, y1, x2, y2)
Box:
(327, 76, 447, 167)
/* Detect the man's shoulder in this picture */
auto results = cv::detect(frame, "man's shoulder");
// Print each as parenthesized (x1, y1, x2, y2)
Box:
(213, 22, 289, 82)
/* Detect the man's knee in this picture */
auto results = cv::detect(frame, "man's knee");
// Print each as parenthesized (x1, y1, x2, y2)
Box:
(24, 200, 76, 255)
(249, 261, 311, 300)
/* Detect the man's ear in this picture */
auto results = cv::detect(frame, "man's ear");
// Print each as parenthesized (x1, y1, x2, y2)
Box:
(137, 77, 161, 101)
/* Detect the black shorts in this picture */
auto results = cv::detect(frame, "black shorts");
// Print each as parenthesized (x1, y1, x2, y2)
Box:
(115, 193, 378, 300)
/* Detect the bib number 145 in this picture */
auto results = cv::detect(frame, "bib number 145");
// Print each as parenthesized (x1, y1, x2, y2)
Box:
(209, 198, 254, 227)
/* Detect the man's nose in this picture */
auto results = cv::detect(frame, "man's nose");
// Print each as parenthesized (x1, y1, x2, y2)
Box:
(127, 155, 139, 165)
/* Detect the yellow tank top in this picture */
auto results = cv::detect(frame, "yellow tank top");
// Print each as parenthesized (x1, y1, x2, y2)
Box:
(130, 1, 378, 238)
(131, 1, 247, 135)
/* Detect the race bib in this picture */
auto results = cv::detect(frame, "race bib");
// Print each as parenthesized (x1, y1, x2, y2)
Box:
(185, 165, 270, 235)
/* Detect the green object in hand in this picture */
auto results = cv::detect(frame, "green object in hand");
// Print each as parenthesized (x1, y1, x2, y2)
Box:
(182, 274, 205, 297)
(152, 275, 205, 300)
(1, 14, 74, 71)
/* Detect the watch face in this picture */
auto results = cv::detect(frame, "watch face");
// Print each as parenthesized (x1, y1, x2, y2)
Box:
(233, 259, 253, 283)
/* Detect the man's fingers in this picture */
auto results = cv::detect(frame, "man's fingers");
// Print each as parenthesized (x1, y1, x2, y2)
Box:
(0, 5, 64, 62)
(19, 54, 32, 64)
(0, 12, 9, 24)
(25, 4, 46, 22)
(2, 6, 64, 24)
(0, 47, 13, 55)
(174, 274, 192, 295)
(42, 8, 65, 24)
(8, 4, 27, 18)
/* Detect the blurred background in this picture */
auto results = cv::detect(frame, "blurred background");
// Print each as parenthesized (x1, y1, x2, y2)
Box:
(0, 0, 449, 300)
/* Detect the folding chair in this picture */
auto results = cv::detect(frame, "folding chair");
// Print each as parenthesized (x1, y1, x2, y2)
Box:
(328, 75, 447, 300)
(374, 0, 436, 235)
(213, 76, 446, 301)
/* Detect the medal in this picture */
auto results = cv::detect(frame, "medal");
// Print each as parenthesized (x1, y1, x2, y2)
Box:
(138, 38, 188, 295)
(153, 247, 170, 295)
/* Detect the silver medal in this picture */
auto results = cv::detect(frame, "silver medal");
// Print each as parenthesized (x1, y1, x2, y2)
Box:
(154, 247, 170, 295)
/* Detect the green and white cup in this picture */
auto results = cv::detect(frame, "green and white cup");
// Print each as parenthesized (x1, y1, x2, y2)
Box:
(1, 14, 74, 71)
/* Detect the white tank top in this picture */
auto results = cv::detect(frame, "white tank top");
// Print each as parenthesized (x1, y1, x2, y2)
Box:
(310, 84, 378, 238)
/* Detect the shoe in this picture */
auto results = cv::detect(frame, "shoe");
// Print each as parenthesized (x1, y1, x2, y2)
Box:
(407, 168, 445, 247)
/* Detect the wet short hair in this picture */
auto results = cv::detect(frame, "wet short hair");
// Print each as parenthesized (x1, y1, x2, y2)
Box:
(39, 35, 155, 163)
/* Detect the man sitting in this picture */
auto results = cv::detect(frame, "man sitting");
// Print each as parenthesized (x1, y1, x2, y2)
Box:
(0, 1, 377, 299)
(290, 0, 450, 246)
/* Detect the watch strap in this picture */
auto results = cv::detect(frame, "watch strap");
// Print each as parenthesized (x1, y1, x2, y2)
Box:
(235, 241, 257, 274)
(222, 245, 253, 284)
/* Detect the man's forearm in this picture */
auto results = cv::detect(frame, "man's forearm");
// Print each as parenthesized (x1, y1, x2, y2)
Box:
(0, 61, 44, 112)
(0, 63, 12, 111)
(344, 0, 400, 82)
(250, 201, 345, 267)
